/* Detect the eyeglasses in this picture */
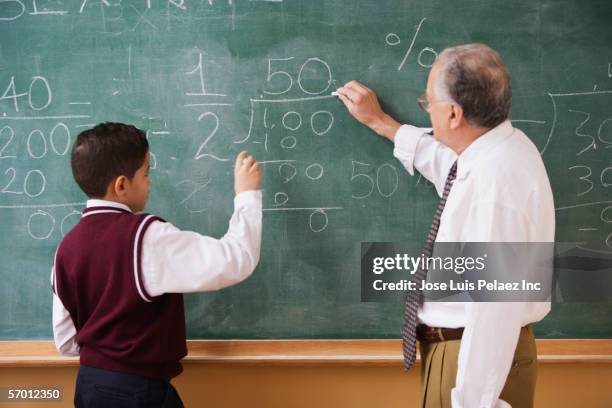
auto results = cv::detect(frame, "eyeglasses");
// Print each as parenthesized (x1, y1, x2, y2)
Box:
(417, 92, 451, 112)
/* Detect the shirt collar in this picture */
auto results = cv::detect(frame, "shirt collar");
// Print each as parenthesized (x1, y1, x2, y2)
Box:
(86, 199, 133, 213)
(456, 120, 514, 180)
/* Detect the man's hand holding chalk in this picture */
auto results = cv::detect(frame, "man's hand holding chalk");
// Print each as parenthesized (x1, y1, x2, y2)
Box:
(334, 81, 401, 141)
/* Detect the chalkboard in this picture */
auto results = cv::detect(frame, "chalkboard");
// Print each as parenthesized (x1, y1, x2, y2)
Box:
(0, 0, 611, 341)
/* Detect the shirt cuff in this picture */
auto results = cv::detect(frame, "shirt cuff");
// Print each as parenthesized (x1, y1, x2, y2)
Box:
(234, 190, 263, 210)
(392, 124, 430, 176)
(451, 388, 512, 408)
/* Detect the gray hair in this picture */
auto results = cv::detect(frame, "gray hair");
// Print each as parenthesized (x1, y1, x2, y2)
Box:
(434, 43, 511, 128)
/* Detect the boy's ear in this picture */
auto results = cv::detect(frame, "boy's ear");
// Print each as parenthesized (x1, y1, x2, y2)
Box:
(113, 175, 129, 197)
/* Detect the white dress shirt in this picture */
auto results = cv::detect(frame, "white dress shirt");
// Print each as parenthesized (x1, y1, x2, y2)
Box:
(52, 190, 262, 357)
(393, 120, 555, 408)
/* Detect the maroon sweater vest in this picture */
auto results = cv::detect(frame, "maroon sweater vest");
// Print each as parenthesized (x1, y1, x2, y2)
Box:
(53, 206, 187, 379)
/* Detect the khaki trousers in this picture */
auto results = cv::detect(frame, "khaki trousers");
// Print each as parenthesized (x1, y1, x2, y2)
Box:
(419, 325, 537, 408)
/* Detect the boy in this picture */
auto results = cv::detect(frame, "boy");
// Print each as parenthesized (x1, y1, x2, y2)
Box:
(51, 122, 262, 407)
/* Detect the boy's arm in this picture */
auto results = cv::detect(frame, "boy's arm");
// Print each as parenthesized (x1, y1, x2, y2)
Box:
(50, 268, 79, 356)
(141, 151, 261, 296)
(141, 190, 262, 295)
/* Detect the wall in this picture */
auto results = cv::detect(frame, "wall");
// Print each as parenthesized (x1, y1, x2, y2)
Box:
(1, 362, 611, 408)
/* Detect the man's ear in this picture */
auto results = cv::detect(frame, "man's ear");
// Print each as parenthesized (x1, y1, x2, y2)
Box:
(449, 104, 464, 130)
(113, 175, 129, 197)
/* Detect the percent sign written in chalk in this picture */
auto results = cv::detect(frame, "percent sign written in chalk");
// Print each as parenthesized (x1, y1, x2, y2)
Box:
(385, 18, 438, 71)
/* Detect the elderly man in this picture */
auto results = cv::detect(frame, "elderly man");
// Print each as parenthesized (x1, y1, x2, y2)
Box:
(337, 44, 554, 407)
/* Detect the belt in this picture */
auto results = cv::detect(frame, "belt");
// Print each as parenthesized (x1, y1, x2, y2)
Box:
(416, 324, 464, 343)
(417, 323, 532, 343)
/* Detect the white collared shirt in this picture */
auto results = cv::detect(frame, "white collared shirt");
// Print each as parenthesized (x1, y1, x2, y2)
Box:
(393, 121, 555, 408)
(52, 190, 262, 356)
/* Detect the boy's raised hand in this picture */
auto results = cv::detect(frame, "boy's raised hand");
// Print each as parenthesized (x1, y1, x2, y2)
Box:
(234, 151, 261, 194)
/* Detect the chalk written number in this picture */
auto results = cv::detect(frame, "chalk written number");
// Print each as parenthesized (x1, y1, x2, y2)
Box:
(568, 165, 612, 196)
(1, 167, 46, 198)
(0, 75, 52, 112)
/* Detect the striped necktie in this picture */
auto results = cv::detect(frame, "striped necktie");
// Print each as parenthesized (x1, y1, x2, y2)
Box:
(402, 160, 458, 369)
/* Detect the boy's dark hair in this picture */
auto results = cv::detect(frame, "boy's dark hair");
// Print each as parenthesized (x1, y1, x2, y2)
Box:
(71, 122, 149, 198)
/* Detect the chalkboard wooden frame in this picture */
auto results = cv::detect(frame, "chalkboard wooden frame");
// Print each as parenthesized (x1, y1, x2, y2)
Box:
(1, 340, 611, 367)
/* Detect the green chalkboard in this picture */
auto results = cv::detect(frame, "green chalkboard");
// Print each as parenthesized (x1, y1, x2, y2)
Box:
(0, 0, 610, 341)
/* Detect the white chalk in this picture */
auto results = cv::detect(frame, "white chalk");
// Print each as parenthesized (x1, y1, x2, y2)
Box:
(331, 91, 339, 96)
